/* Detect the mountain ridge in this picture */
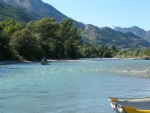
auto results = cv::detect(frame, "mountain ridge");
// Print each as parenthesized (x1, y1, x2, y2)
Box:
(82, 24, 150, 49)
(107, 26, 150, 42)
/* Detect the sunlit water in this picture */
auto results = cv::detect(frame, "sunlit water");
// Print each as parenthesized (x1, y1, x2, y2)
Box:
(0, 59, 150, 113)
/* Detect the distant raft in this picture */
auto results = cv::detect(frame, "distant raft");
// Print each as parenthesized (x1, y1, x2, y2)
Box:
(108, 97, 150, 113)
(41, 57, 48, 65)
(41, 60, 48, 65)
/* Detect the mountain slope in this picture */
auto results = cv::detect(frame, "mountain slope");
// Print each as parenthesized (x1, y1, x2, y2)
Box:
(2, 0, 85, 28)
(115, 26, 146, 38)
(145, 30, 150, 42)
(82, 24, 150, 49)
(2, 0, 67, 22)
(114, 26, 150, 42)
(0, 0, 40, 22)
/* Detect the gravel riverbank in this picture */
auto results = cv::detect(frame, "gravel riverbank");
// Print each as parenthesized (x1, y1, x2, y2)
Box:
(0, 61, 32, 65)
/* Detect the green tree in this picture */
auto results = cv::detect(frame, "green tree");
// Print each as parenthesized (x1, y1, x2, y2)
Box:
(30, 18, 60, 58)
(10, 29, 42, 60)
(0, 19, 25, 61)
(0, 26, 12, 60)
(0, 18, 24, 37)
(59, 18, 82, 59)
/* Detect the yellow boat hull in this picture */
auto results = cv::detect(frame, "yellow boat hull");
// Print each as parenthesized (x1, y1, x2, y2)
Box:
(108, 97, 150, 113)
(123, 106, 150, 113)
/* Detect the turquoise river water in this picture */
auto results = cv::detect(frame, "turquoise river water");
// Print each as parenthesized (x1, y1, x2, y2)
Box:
(0, 59, 150, 113)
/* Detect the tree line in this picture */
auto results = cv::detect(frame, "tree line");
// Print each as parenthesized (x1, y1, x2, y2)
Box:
(115, 49, 150, 59)
(0, 18, 149, 61)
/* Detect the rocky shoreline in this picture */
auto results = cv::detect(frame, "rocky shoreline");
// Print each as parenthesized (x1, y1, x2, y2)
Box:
(0, 60, 32, 65)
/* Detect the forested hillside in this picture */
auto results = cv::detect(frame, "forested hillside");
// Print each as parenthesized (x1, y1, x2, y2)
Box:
(2, 0, 85, 28)
(0, 0, 40, 22)
(2, 0, 67, 21)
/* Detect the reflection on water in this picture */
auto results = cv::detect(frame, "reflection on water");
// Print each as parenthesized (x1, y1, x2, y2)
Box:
(0, 59, 150, 113)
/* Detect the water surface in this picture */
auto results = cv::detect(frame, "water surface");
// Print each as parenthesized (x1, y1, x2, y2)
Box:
(0, 59, 150, 113)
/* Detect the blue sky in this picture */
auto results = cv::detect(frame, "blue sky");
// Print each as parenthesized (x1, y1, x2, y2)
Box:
(42, 0, 150, 31)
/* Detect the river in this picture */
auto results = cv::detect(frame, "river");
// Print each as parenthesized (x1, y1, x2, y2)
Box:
(0, 59, 150, 113)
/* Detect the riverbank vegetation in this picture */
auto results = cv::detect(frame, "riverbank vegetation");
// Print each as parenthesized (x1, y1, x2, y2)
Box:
(0, 18, 150, 61)
(115, 48, 150, 59)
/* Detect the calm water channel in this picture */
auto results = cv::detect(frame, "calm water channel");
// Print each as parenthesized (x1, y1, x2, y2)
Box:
(0, 59, 150, 113)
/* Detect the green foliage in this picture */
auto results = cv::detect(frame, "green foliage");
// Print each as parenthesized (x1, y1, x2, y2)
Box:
(59, 18, 82, 59)
(0, 25, 19, 60)
(0, 18, 24, 61)
(26, 18, 81, 59)
(0, 29, 10, 60)
(0, 18, 149, 61)
(10, 29, 42, 60)
(0, 18, 24, 36)
(30, 18, 60, 58)
(79, 45, 118, 58)
(115, 48, 150, 58)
